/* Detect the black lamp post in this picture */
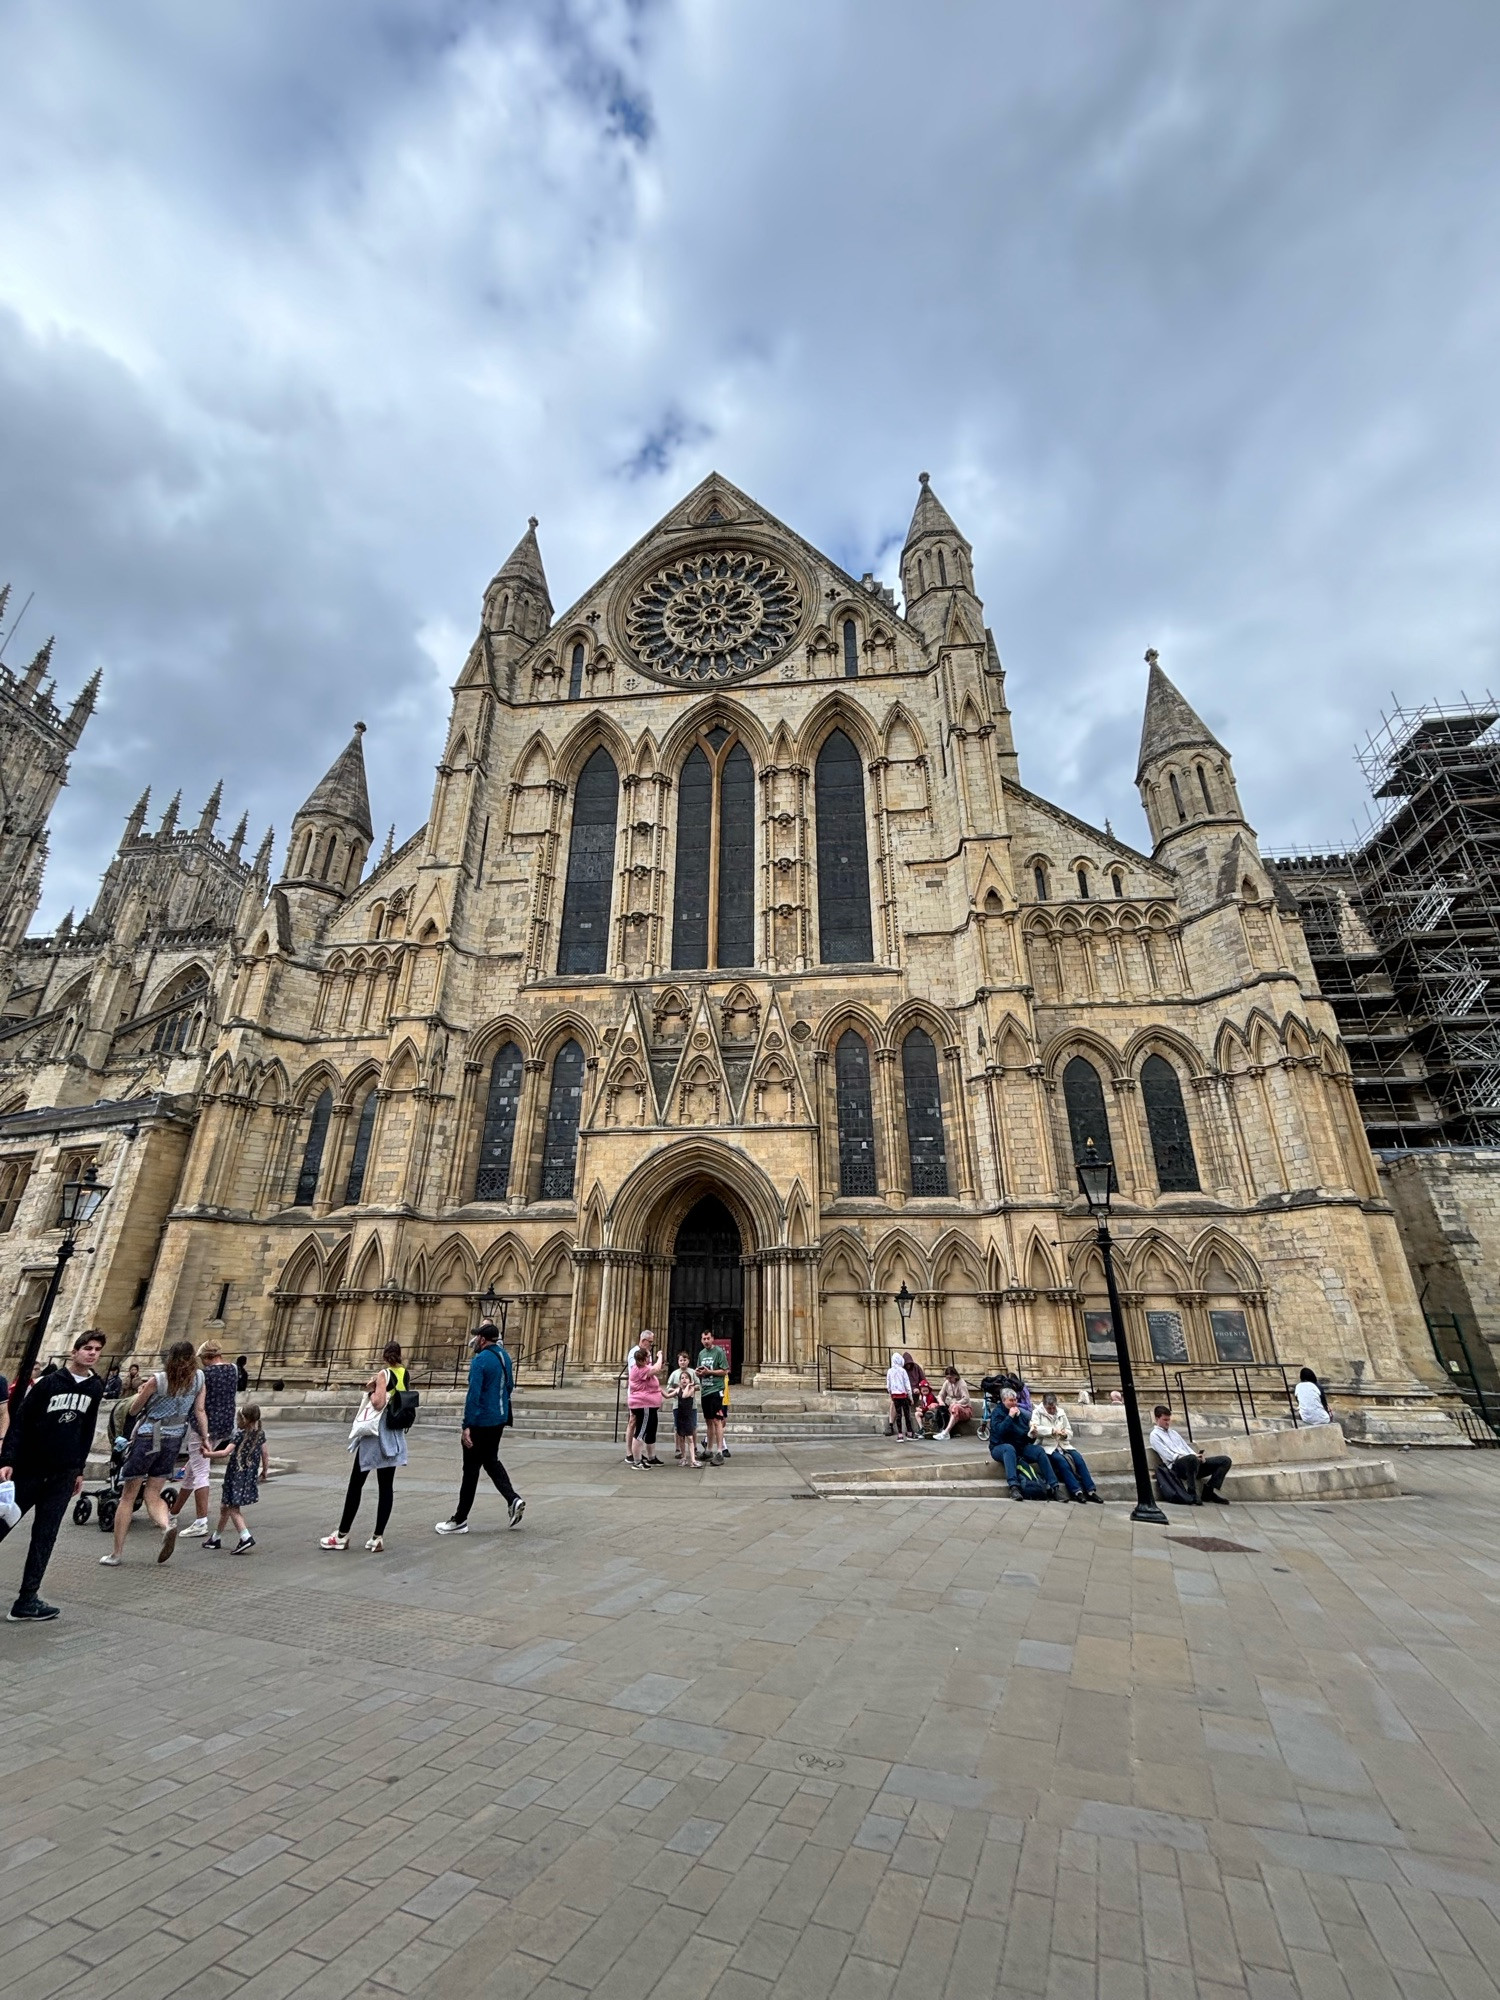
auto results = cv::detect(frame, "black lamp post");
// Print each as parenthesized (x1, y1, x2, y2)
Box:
(1076, 1140, 1167, 1525)
(894, 1280, 914, 1349)
(17, 1164, 109, 1397)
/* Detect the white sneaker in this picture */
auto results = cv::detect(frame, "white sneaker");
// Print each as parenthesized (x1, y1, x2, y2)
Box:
(319, 1533, 349, 1551)
(435, 1519, 469, 1535)
(508, 1498, 525, 1529)
(181, 1519, 208, 1538)
(99, 1553, 121, 1566)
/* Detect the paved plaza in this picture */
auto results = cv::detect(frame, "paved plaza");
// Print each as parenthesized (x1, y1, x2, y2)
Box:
(4, 1430, 1500, 1999)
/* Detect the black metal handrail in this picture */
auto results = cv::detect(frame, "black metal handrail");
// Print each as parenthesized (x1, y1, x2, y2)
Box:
(816, 1345, 890, 1393)
(521, 1339, 568, 1390)
(1167, 1363, 1298, 1440)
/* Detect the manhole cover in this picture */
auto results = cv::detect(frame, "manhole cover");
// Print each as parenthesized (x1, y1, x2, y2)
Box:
(1169, 1536, 1259, 1555)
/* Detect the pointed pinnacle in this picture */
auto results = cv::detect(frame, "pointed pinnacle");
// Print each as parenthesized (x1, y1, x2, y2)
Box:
(253, 826, 275, 873)
(379, 824, 395, 869)
(158, 789, 181, 835)
(22, 637, 54, 690)
(197, 779, 223, 833)
(228, 812, 249, 858)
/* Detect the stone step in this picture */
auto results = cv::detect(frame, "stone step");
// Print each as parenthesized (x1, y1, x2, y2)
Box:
(807, 1458, 1400, 1504)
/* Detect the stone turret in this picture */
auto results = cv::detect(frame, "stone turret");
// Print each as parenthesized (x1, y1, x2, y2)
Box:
(899, 474, 980, 646)
(1136, 650, 1260, 912)
(0, 609, 99, 981)
(280, 724, 373, 900)
(483, 518, 552, 650)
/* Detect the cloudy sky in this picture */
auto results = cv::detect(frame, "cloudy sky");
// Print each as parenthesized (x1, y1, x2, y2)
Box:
(3, 0, 1497, 923)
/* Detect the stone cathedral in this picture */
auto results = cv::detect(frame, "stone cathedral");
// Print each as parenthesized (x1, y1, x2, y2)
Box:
(0, 476, 1451, 1414)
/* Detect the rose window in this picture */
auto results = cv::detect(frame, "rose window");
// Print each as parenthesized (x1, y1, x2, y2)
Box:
(625, 549, 801, 685)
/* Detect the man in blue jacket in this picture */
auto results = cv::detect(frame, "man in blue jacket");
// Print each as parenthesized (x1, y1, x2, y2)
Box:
(987, 1387, 1061, 1501)
(435, 1321, 525, 1535)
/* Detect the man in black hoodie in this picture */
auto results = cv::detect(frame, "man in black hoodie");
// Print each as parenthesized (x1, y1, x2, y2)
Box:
(0, 1329, 107, 1621)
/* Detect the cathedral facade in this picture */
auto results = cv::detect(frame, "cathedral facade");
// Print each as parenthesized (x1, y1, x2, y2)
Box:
(0, 478, 1451, 1411)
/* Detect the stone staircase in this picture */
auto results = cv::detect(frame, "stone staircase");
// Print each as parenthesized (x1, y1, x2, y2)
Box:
(809, 1415, 1400, 1504)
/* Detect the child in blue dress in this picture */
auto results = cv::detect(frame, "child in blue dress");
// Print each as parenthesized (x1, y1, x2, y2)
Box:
(205, 1403, 268, 1552)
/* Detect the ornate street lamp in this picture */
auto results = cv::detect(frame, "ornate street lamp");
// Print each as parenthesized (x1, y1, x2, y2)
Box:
(478, 1283, 509, 1344)
(894, 1281, 914, 1345)
(16, 1165, 109, 1395)
(1077, 1140, 1167, 1525)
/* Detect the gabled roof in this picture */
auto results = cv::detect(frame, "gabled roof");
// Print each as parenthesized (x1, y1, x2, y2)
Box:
(1136, 655, 1225, 779)
(296, 723, 372, 838)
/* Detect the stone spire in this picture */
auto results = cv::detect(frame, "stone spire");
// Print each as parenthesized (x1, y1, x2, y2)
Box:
(253, 826, 275, 876)
(1136, 650, 1225, 781)
(378, 824, 395, 871)
(65, 667, 101, 743)
(283, 724, 373, 898)
(899, 472, 979, 641)
(123, 787, 151, 844)
(196, 780, 223, 836)
(158, 789, 181, 836)
(227, 812, 248, 860)
(483, 516, 553, 646)
(21, 637, 53, 693)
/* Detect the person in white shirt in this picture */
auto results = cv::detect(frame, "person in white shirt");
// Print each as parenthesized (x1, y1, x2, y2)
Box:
(1149, 1405, 1232, 1504)
(1030, 1394, 1103, 1503)
(886, 1354, 916, 1441)
(1294, 1368, 1332, 1426)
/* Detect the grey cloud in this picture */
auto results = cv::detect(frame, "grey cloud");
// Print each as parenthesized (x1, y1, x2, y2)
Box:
(1, 0, 1497, 922)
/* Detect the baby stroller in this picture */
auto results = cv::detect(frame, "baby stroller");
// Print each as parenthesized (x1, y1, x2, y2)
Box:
(72, 1397, 179, 1532)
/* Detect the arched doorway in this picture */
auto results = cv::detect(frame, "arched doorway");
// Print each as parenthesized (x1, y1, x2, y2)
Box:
(668, 1194, 744, 1382)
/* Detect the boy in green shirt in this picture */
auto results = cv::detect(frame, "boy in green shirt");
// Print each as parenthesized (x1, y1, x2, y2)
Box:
(696, 1332, 729, 1466)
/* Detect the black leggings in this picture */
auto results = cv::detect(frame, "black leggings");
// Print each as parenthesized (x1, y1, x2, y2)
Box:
(630, 1408, 659, 1450)
(339, 1462, 396, 1537)
(891, 1396, 914, 1435)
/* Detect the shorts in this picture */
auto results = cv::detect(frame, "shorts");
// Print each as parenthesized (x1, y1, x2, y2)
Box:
(673, 1403, 698, 1436)
(700, 1391, 724, 1423)
(180, 1433, 211, 1491)
(121, 1426, 187, 1482)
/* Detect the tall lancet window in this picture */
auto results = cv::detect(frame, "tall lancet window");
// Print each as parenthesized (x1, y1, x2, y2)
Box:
(902, 1028, 949, 1196)
(539, 1040, 585, 1199)
(568, 642, 585, 701)
(842, 619, 859, 679)
(1063, 1056, 1117, 1191)
(1141, 1054, 1200, 1193)
(834, 1030, 877, 1196)
(815, 730, 874, 963)
(342, 1090, 378, 1205)
(293, 1089, 333, 1206)
(671, 726, 755, 970)
(475, 1041, 523, 1200)
(557, 748, 618, 975)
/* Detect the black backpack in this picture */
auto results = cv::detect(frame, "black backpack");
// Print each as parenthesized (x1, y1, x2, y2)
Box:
(384, 1372, 420, 1432)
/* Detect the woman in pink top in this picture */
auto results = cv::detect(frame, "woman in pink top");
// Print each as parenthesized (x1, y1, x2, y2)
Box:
(626, 1332, 664, 1470)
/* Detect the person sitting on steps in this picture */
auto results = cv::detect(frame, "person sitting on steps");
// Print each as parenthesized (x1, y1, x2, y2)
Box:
(987, 1387, 1061, 1500)
(1030, 1393, 1103, 1503)
(1149, 1405, 1233, 1505)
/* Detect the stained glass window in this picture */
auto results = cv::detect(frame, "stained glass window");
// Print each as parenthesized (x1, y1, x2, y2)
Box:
(568, 643, 584, 701)
(902, 1028, 949, 1196)
(835, 1031, 877, 1196)
(539, 1040, 584, 1199)
(1062, 1057, 1115, 1187)
(475, 1042, 523, 1200)
(672, 747, 712, 969)
(1142, 1054, 1200, 1191)
(816, 731, 873, 962)
(342, 1091, 378, 1205)
(293, 1089, 332, 1206)
(842, 619, 859, 679)
(717, 743, 754, 968)
(558, 748, 618, 975)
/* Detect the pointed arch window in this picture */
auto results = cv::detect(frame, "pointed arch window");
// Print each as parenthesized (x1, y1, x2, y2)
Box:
(842, 619, 859, 679)
(834, 1030, 877, 1196)
(343, 1090, 378, 1205)
(475, 1041, 523, 1200)
(1076, 866, 1090, 900)
(1062, 1057, 1115, 1190)
(1111, 870, 1125, 898)
(557, 748, 618, 976)
(293, 1089, 333, 1206)
(539, 1040, 584, 1200)
(671, 729, 755, 970)
(568, 642, 585, 701)
(937, 549, 948, 586)
(815, 730, 874, 963)
(1033, 862, 1049, 901)
(902, 1027, 949, 1195)
(1141, 1054, 1200, 1192)
(1197, 764, 1214, 811)
(1169, 771, 1187, 822)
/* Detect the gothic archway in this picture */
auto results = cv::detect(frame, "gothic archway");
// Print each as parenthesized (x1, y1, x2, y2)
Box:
(667, 1195, 745, 1383)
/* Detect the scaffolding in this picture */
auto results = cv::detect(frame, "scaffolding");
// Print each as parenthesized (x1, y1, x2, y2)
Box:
(1268, 697, 1500, 1148)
